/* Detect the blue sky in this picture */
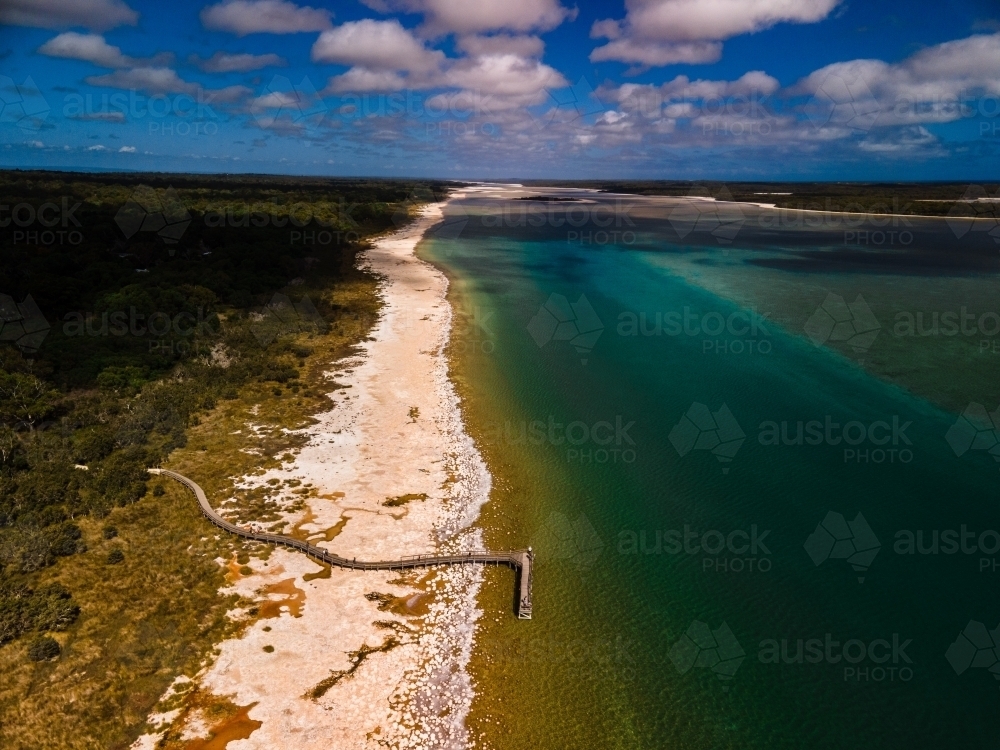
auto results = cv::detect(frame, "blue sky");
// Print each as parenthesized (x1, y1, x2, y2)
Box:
(2, 0, 999, 179)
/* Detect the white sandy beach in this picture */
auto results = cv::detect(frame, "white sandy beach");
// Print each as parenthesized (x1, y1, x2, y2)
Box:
(133, 197, 493, 750)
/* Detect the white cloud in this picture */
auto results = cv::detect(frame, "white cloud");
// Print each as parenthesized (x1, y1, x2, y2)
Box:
(118, 145, 136, 152)
(325, 68, 408, 93)
(796, 33, 1000, 126)
(84, 66, 252, 104)
(601, 71, 780, 117)
(87, 144, 107, 150)
(443, 53, 566, 99)
(856, 125, 940, 153)
(192, 51, 286, 72)
(361, 0, 574, 35)
(312, 20, 445, 73)
(27, 140, 45, 148)
(201, 0, 332, 36)
(86, 67, 200, 95)
(38, 32, 170, 68)
(0, 0, 137, 31)
(591, 38, 721, 66)
(456, 34, 545, 58)
(591, 0, 841, 67)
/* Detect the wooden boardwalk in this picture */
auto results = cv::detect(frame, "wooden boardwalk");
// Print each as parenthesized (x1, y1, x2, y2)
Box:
(151, 468, 533, 619)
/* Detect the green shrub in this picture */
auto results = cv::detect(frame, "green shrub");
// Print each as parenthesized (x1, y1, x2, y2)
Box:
(106, 549, 124, 565)
(102, 526, 118, 539)
(27, 636, 60, 662)
(0, 582, 79, 645)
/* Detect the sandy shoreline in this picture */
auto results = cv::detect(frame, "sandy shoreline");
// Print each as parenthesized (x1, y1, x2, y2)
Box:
(133, 198, 492, 749)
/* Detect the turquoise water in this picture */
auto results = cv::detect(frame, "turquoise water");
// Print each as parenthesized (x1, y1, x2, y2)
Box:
(422, 193, 1000, 748)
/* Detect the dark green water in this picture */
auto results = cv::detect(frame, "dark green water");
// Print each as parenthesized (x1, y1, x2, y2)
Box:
(422, 191, 1000, 749)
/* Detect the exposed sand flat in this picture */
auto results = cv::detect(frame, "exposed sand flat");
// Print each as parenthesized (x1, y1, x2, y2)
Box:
(133, 199, 492, 750)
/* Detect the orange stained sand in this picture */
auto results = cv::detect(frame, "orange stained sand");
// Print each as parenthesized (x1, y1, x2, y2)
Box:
(317, 513, 352, 542)
(184, 703, 262, 750)
(225, 559, 242, 583)
(303, 563, 332, 582)
(288, 504, 319, 541)
(258, 578, 306, 618)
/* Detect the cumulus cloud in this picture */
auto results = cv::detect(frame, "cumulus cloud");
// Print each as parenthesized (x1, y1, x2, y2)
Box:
(118, 145, 136, 152)
(324, 68, 408, 93)
(86, 144, 107, 150)
(456, 34, 545, 58)
(84, 66, 252, 104)
(442, 53, 565, 101)
(192, 51, 286, 72)
(312, 19, 445, 72)
(591, 0, 840, 67)
(591, 38, 722, 66)
(38, 32, 171, 68)
(0, 0, 137, 31)
(319, 24, 565, 114)
(601, 71, 780, 117)
(796, 32, 1000, 126)
(856, 125, 940, 153)
(361, 0, 574, 35)
(86, 67, 200, 95)
(201, 0, 332, 36)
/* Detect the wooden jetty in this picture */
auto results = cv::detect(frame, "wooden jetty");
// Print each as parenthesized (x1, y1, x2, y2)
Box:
(151, 468, 533, 619)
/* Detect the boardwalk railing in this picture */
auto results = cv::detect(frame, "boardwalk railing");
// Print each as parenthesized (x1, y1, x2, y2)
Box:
(151, 468, 533, 619)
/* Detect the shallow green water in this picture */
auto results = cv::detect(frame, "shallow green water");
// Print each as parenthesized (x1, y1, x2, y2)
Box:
(422, 192, 1000, 749)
